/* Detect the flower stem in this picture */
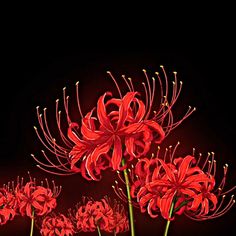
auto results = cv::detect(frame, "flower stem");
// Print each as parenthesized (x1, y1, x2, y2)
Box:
(163, 201, 175, 236)
(30, 209, 35, 236)
(122, 159, 135, 236)
(97, 225, 102, 236)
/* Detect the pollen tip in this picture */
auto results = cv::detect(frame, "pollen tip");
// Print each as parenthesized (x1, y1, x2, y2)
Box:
(112, 185, 115, 188)
(225, 163, 228, 167)
(33, 126, 37, 130)
(56, 99, 59, 102)
(223, 195, 226, 198)
(106, 71, 111, 74)
(118, 188, 123, 191)
(63, 87, 66, 90)
(75, 81, 79, 85)
(142, 69, 146, 72)
(152, 77, 155, 81)
(36, 165, 40, 167)
(211, 152, 215, 155)
(116, 170, 120, 174)
(160, 65, 164, 68)
(128, 77, 132, 81)
(30, 154, 34, 157)
(41, 150, 45, 153)
(231, 194, 234, 198)
(36, 106, 39, 109)
(142, 82, 145, 85)
(172, 81, 175, 85)
(115, 180, 118, 184)
(43, 107, 47, 111)
(155, 72, 159, 75)
(233, 200, 236, 203)
(193, 107, 196, 111)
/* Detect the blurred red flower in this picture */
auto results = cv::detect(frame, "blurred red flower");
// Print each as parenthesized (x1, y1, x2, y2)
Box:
(0, 188, 16, 225)
(72, 197, 129, 234)
(40, 213, 75, 236)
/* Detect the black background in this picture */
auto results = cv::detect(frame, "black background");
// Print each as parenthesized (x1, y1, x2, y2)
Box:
(1, 10, 236, 236)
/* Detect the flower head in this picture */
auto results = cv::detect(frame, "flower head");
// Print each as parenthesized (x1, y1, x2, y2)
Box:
(15, 176, 61, 218)
(130, 144, 235, 221)
(71, 196, 129, 234)
(40, 213, 75, 236)
(32, 67, 195, 180)
(0, 187, 16, 225)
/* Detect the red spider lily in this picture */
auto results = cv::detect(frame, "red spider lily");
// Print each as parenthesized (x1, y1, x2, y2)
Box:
(129, 145, 235, 221)
(109, 201, 129, 234)
(32, 67, 195, 180)
(70, 196, 129, 234)
(0, 188, 16, 225)
(16, 178, 61, 218)
(40, 213, 75, 236)
(73, 197, 114, 232)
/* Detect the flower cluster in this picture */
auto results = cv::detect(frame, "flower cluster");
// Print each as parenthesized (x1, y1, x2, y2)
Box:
(129, 145, 236, 221)
(0, 175, 61, 225)
(32, 67, 195, 181)
(3, 67, 233, 236)
(70, 196, 129, 234)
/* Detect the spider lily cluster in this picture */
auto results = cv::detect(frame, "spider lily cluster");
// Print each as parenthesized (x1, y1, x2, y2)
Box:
(1, 66, 235, 236)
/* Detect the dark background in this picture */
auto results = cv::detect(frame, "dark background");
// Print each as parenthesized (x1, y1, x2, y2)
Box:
(1, 12, 236, 236)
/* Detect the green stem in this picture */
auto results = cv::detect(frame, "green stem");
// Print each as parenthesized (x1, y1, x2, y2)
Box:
(30, 209, 35, 236)
(173, 200, 188, 213)
(163, 201, 175, 236)
(97, 225, 102, 236)
(122, 159, 135, 236)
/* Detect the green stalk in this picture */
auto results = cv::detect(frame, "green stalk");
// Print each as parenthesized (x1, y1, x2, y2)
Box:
(97, 225, 102, 236)
(122, 159, 135, 236)
(163, 201, 175, 236)
(30, 209, 35, 236)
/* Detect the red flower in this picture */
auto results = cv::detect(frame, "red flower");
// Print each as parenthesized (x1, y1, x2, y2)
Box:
(72, 197, 129, 234)
(131, 146, 235, 221)
(0, 188, 16, 225)
(40, 213, 75, 236)
(32, 68, 195, 180)
(68, 92, 165, 180)
(109, 201, 129, 234)
(74, 198, 114, 232)
(16, 180, 61, 218)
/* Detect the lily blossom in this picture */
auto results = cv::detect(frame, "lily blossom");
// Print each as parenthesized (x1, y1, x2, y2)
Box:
(32, 67, 195, 180)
